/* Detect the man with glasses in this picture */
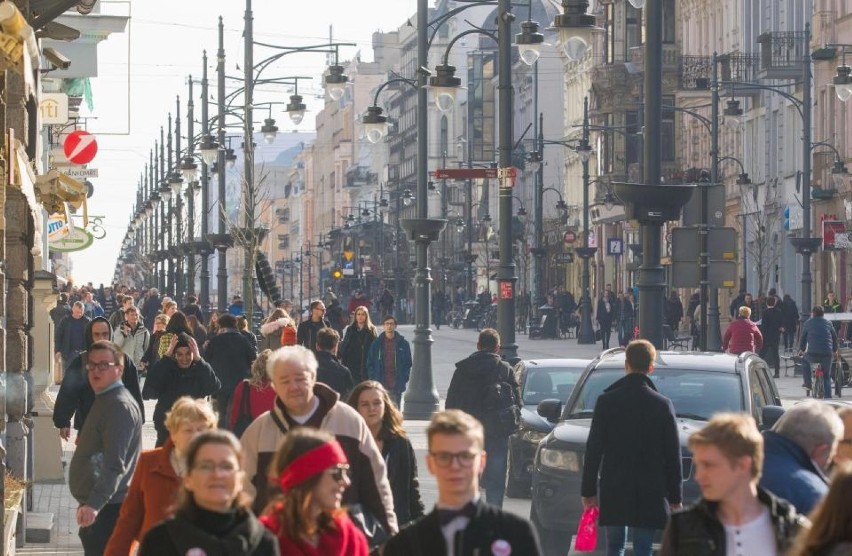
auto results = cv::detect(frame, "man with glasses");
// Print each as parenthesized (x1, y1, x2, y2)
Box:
(384, 410, 540, 556)
(69, 340, 142, 555)
(297, 299, 331, 353)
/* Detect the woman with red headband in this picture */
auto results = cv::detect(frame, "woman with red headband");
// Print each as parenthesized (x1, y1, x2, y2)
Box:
(260, 428, 369, 556)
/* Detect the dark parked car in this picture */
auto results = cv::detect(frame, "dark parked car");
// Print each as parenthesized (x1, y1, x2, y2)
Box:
(506, 358, 590, 498)
(530, 349, 784, 555)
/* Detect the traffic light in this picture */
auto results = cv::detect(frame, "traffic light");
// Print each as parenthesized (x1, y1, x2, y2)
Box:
(332, 268, 343, 280)
(783, 206, 790, 230)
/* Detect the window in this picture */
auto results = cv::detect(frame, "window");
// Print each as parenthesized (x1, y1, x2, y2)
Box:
(604, 3, 615, 64)
(748, 365, 769, 426)
(662, 0, 676, 44)
(625, 5, 642, 55)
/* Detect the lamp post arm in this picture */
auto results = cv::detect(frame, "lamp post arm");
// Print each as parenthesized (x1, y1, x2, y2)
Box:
(441, 28, 498, 65)
(721, 80, 805, 119)
(717, 156, 747, 175)
(252, 41, 357, 78)
(662, 104, 712, 132)
(371, 77, 417, 107)
(427, 1, 498, 48)
(811, 140, 844, 160)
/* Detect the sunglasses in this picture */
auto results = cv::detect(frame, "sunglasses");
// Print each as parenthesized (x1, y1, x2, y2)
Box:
(328, 464, 350, 482)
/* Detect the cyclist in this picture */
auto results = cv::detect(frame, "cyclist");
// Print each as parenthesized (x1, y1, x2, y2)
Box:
(800, 305, 839, 398)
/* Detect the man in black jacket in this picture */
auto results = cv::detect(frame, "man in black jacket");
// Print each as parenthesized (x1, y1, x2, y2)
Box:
(661, 413, 805, 556)
(383, 410, 540, 556)
(445, 328, 521, 509)
(760, 295, 785, 378)
(53, 317, 145, 439)
(55, 302, 91, 370)
(297, 300, 330, 353)
(204, 313, 256, 429)
(314, 327, 354, 399)
(581, 339, 682, 556)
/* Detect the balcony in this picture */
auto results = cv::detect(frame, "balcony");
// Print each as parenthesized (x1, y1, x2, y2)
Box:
(718, 53, 762, 98)
(629, 43, 681, 76)
(345, 165, 377, 188)
(678, 55, 712, 92)
(758, 31, 807, 80)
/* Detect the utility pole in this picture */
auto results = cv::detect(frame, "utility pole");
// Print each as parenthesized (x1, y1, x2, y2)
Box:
(200, 51, 211, 309)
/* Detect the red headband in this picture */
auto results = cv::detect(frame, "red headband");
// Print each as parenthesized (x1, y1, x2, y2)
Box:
(277, 441, 348, 492)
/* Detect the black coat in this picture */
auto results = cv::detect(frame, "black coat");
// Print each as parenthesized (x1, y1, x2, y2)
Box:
(661, 487, 804, 556)
(138, 500, 279, 556)
(339, 325, 377, 383)
(383, 499, 540, 556)
(204, 329, 256, 394)
(781, 298, 800, 329)
(315, 350, 355, 399)
(296, 318, 330, 352)
(383, 434, 425, 526)
(596, 296, 614, 326)
(761, 306, 784, 345)
(445, 351, 521, 438)
(581, 372, 682, 529)
(142, 356, 221, 431)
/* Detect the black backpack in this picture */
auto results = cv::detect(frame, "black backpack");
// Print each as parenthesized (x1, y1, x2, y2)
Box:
(481, 361, 520, 436)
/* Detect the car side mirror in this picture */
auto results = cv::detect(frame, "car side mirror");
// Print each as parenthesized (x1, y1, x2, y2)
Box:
(537, 398, 562, 423)
(761, 405, 785, 430)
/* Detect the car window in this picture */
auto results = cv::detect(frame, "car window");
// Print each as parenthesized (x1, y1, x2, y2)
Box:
(565, 367, 744, 420)
(523, 368, 584, 405)
(748, 364, 769, 426)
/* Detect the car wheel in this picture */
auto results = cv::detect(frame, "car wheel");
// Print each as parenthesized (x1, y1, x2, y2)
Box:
(505, 451, 530, 498)
(531, 503, 572, 556)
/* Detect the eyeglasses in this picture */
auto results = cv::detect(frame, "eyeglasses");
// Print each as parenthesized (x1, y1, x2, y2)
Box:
(429, 451, 479, 468)
(86, 361, 118, 372)
(192, 461, 238, 474)
(328, 464, 350, 482)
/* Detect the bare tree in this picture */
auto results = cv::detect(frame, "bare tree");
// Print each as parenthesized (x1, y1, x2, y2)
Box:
(741, 179, 784, 296)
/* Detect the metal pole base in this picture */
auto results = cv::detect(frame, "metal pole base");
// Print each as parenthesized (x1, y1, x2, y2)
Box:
(707, 289, 723, 351)
(577, 294, 596, 344)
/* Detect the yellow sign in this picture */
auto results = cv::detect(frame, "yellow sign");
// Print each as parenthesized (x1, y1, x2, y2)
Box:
(343, 251, 354, 262)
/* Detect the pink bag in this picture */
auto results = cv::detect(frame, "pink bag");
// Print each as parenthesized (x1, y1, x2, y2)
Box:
(574, 506, 599, 551)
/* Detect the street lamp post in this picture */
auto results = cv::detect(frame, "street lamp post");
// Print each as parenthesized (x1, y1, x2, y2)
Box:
(199, 51, 212, 310)
(577, 97, 596, 344)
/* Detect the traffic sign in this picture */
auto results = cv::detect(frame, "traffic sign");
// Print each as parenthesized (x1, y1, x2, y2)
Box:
(343, 251, 354, 262)
(434, 168, 498, 180)
(63, 130, 98, 165)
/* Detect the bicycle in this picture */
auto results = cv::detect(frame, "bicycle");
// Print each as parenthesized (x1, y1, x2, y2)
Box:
(812, 362, 825, 399)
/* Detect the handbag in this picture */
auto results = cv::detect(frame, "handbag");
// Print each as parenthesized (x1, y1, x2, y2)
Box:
(231, 380, 253, 437)
(348, 503, 389, 551)
(574, 505, 599, 551)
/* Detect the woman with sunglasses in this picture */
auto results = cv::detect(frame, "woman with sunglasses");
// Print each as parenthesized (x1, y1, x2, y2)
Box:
(138, 430, 278, 556)
(260, 428, 368, 556)
(348, 380, 424, 526)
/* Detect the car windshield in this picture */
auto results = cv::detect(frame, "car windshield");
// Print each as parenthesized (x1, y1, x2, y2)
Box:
(523, 367, 585, 405)
(563, 368, 744, 421)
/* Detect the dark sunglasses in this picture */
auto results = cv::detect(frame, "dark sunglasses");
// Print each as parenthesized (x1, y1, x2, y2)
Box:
(328, 464, 350, 482)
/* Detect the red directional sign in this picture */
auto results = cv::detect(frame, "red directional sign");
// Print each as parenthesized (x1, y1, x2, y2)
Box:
(63, 130, 98, 165)
(435, 168, 499, 180)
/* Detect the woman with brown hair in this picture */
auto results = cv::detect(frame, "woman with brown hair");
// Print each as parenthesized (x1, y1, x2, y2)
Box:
(260, 428, 368, 555)
(105, 397, 217, 555)
(157, 310, 194, 358)
(790, 461, 852, 556)
(229, 349, 277, 436)
(347, 380, 424, 526)
(259, 308, 296, 351)
(138, 430, 278, 555)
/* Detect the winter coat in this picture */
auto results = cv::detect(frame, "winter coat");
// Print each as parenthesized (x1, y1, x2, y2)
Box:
(229, 380, 276, 431)
(258, 317, 294, 351)
(53, 317, 145, 431)
(55, 314, 91, 360)
(104, 438, 181, 556)
(722, 317, 764, 354)
(339, 324, 377, 383)
(112, 322, 150, 367)
(365, 332, 413, 397)
(760, 306, 784, 345)
(296, 318, 330, 352)
(315, 350, 355, 399)
(50, 302, 71, 326)
(239, 384, 398, 533)
(260, 512, 368, 556)
(204, 328, 256, 395)
(138, 498, 279, 556)
(382, 434, 425, 526)
(142, 356, 221, 435)
(581, 372, 682, 529)
(141, 295, 161, 331)
(782, 298, 800, 330)
(596, 295, 615, 327)
(445, 350, 521, 438)
(799, 315, 839, 356)
(759, 430, 829, 515)
(660, 487, 805, 556)
(665, 297, 684, 327)
(181, 303, 204, 323)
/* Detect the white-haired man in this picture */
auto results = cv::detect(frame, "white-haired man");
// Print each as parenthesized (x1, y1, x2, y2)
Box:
(240, 344, 398, 534)
(759, 399, 844, 514)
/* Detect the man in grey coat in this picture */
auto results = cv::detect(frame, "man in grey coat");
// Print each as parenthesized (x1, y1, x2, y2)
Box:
(68, 340, 142, 555)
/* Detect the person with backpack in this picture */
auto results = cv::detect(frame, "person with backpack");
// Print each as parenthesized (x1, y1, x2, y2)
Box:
(229, 349, 276, 437)
(445, 328, 521, 509)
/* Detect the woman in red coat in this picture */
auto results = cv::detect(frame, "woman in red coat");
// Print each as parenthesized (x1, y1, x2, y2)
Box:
(722, 305, 764, 354)
(105, 397, 217, 555)
(260, 428, 369, 556)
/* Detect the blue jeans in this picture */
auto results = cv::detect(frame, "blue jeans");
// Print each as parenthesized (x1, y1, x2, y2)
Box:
(605, 526, 657, 556)
(482, 436, 508, 508)
(803, 353, 833, 399)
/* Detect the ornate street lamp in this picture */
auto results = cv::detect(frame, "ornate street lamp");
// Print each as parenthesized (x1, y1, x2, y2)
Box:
(363, 105, 389, 144)
(261, 116, 278, 144)
(548, 0, 602, 61)
(428, 63, 462, 112)
(198, 134, 219, 166)
(834, 64, 852, 102)
(325, 63, 348, 101)
(515, 20, 546, 66)
(723, 98, 743, 129)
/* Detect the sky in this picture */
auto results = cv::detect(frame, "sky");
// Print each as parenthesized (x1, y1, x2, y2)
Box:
(67, 0, 418, 286)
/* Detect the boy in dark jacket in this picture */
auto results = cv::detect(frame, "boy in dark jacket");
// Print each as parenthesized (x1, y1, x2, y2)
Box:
(662, 413, 806, 556)
(314, 327, 354, 399)
(203, 313, 256, 429)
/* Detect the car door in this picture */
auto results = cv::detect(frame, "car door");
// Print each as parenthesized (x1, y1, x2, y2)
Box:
(747, 362, 772, 427)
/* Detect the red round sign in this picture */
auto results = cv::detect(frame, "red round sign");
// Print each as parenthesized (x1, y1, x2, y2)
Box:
(63, 130, 98, 165)
(563, 230, 577, 244)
